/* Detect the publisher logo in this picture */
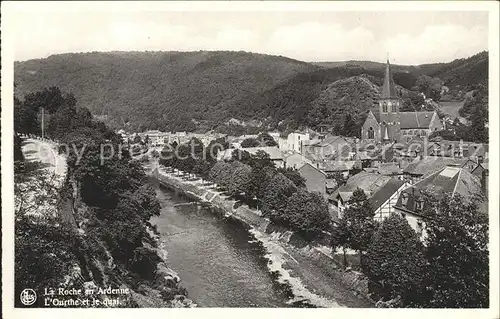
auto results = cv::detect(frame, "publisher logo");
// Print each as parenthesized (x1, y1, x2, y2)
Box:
(20, 289, 37, 306)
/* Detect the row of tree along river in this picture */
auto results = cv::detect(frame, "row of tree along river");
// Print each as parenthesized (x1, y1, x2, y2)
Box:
(150, 179, 296, 307)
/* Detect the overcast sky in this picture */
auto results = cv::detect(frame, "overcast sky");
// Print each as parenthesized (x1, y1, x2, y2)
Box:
(11, 7, 488, 65)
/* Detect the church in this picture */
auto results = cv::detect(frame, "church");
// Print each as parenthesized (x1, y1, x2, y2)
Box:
(361, 59, 443, 144)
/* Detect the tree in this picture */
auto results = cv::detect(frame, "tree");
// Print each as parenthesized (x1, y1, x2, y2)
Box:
(14, 134, 24, 162)
(401, 91, 425, 112)
(330, 218, 352, 267)
(470, 103, 488, 143)
(46, 105, 77, 139)
(209, 161, 233, 190)
(227, 162, 252, 197)
(241, 138, 260, 148)
(343, 113, 357, 137)
(257, 132, 278, 147)
(416, 75, 443, 102)
(251, 150, 275, 169)
(193, 159, 213, 182)
(261, 173, 297, 222)
(246, 166, 274, 206)
(364, 214, 425, 306)
(419, 194, 489, 308)
(277, 167, 306, 188)
(206, 137, 228, 162)
(14, 97, 40, 135)
(284, 189, 331, 235)
(231, 149, 253, 166)
(331, 188, 376, 267)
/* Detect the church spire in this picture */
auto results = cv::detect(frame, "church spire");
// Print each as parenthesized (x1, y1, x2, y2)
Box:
(381, 57, 398, 99)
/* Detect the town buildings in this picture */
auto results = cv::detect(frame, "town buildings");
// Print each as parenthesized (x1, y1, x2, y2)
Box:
(393, 165, 486, 239)
(361, 59, 443, 143)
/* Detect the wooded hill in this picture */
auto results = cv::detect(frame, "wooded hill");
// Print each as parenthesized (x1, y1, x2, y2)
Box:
(14, 50, 488, 132)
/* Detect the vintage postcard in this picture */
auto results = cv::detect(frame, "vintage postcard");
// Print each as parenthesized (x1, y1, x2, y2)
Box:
(1, 1, 499, 319)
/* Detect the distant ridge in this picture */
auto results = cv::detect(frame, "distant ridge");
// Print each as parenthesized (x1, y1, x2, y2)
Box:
(15, 50, 487, 132)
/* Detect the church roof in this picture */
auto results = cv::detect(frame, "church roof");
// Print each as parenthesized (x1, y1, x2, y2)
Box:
(368, 109, 436, 129)
(381, 59, 399, 99)
(399, 112, 435, 129)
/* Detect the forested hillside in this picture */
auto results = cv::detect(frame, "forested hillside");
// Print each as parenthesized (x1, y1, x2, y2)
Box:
(315, 51, 488, 90)
(15, 51, 318, 131)
(426, 51, 488, 88)
(14, 50, 488, 133)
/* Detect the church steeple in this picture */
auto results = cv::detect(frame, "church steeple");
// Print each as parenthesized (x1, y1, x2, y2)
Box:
(381, 58, 398, 99)
(377, 55, 402, 144)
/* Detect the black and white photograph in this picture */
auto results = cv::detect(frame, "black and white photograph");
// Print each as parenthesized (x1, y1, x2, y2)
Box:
(1, 1, 499, 317)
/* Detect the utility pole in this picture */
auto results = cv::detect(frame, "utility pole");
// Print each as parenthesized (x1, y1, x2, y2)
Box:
(41, 107, 45, 139)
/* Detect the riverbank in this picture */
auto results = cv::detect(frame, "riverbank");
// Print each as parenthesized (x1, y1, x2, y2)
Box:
(55, 169, 196, 308)
(148, 164, 375, 308)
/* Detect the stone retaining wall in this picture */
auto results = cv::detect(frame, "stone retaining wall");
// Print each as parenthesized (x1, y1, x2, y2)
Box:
(152, 167, 374, 306)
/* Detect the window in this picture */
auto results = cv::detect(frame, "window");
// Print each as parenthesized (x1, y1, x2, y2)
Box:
(382, 102, 388, 113)
(368, 127, 375, 139)
(403, 130, 407, 136)
(416, 198, 424, 211)
(401, 193, 409, 206)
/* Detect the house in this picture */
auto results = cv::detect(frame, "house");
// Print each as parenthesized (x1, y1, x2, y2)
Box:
(141, 130, 167, 146)
(302, 135, 354, 162)
(320, 160, 362, 178)
(402, 156, 467, 184)
(472, 161, 488, 179)
(393, 136, 436, 159)
(364, 162, 403, 177)
(325, 179, 339, 194)
(284, 152, 313, 170)
(298, 163, 327, 199)
(329, 172, 398, 217)
(372, 179, 412, 221)
(394, 165, 486, 240)
(461, 158, 478, 172)
(217, 147, 285, 168)
(286, 132, 310, 153)
(361, 58, 443, 144)
(227, 135, 259, 149)
(428, 140, 488, 162)
(472, 162, 489, 194)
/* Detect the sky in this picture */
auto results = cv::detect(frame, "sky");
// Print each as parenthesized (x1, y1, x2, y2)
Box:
(9, 5, 489, 65)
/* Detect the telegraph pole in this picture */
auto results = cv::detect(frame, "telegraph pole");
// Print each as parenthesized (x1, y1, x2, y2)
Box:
(41, 107, 45, 139)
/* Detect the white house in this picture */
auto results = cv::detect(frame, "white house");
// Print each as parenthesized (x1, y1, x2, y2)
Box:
(287, 132, 310, 153)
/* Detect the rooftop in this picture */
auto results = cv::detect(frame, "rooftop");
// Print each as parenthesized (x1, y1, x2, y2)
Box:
(403, 156, 467, 177)
(395, 165, 484, 215)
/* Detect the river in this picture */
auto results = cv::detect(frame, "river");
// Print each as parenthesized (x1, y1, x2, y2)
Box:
(150, 182, 297, 307)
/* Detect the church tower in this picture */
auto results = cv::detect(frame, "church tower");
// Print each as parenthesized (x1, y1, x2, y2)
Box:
(378, 58, 401, 143)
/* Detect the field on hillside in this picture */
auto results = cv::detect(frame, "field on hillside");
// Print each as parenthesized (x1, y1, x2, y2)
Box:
(439, 101, 464, 119)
